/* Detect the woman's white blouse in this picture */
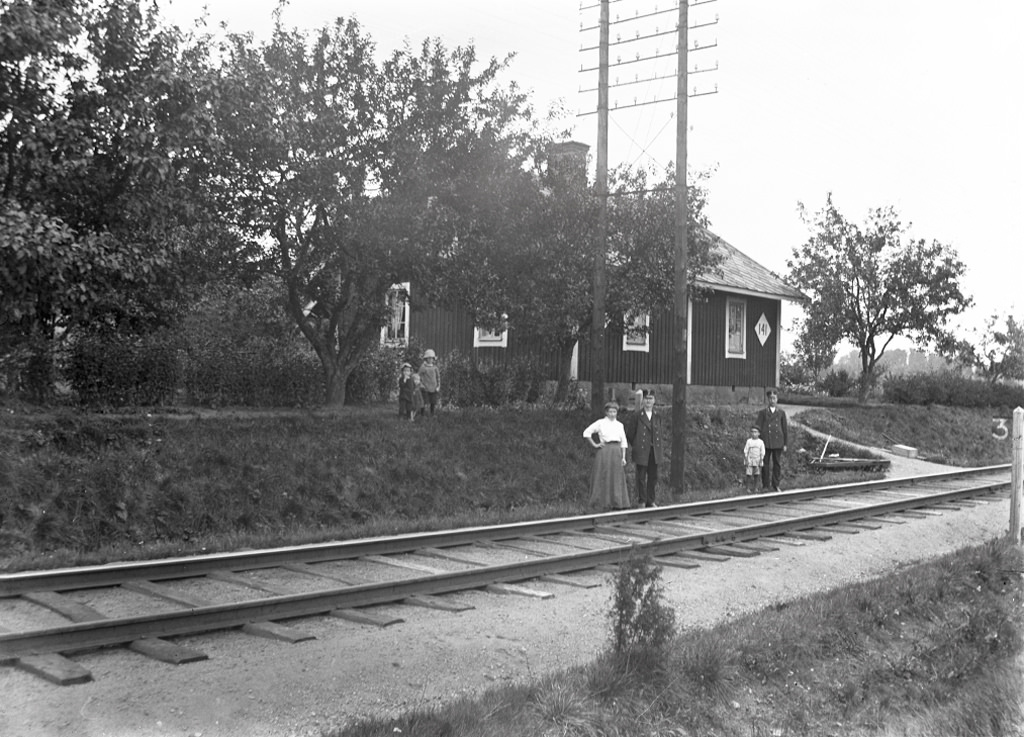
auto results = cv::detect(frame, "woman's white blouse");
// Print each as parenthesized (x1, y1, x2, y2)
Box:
(582, 417, 628, 445)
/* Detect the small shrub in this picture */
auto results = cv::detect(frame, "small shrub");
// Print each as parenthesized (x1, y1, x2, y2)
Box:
(780, 353, 819, 395)
(818, 369, 857, 398)
(346, 342, 414, 404)
(608, 546, 676, 654)
(676, 632, 738, 703)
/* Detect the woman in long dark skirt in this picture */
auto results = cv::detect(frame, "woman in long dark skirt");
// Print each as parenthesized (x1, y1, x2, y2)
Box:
(582, 401, 630, 510)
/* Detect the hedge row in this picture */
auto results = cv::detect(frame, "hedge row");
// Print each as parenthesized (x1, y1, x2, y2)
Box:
(63, 330, 553, 409)
(882, 371, 1024, 410)
(180, 337, 323, 407)
(442, 350, 546, 407)
(69, 331, 181, 406)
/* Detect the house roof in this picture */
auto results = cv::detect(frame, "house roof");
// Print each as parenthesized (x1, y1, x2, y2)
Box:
(695, 230, 808, 302)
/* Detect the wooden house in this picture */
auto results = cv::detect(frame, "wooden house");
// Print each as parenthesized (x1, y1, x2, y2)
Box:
(383, 231, 806, 405)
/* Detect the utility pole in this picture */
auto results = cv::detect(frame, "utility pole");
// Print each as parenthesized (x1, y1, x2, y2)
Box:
(669, 0, 690, 496)
(580, 1, 718, 473)
(590, 0, 610, 414)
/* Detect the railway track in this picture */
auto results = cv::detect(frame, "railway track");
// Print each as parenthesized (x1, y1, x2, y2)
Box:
(0, 465, 1010, 685)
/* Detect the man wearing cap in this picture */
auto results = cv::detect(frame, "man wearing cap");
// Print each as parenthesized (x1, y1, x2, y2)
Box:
(755, 388, 788, 491)
(625, 389, 665, 507)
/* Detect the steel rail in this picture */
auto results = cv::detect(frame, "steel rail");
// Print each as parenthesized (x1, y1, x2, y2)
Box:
(0, 477, 1009, 659)
(0, 465, 1008, 597)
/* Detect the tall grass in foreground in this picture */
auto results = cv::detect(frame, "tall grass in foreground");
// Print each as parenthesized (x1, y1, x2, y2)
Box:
(333, 540, 1024, 737)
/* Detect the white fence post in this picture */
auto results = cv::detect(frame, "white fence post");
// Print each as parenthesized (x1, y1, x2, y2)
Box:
(1012, 407, 1023, 545)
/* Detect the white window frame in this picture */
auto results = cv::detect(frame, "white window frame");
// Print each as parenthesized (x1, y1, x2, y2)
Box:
(725, 297, 747, 359)
(622, 312, 650, 353)
(381, 282, 410, 345)
(474, 314, 509, 348)
(474, 325, 508, 348)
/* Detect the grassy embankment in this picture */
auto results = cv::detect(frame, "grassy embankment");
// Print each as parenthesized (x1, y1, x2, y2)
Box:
(793, 404, 1017, 467)
(0, 403, 896, 571)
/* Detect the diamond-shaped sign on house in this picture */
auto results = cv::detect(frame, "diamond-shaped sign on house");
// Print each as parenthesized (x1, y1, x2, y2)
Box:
(755, 313, 771, 346)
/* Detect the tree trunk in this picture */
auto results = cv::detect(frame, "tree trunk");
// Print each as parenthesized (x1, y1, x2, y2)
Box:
(858, 346, 873, 403)
(552, 338, 577, 403)
(322, 358, 353, 407)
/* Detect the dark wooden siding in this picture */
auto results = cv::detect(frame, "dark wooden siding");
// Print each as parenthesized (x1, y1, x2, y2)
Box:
(409, 291, 781, 389)
(690, 293, 778, 388)
(577, 291, 780, 387)
(409, 303, 561, 372)
(576, 313, 676, 385)
(409, 304, 473, 357)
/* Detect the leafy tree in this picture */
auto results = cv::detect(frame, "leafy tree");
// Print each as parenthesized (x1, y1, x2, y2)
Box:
(787, 195, 972, 399)
(0, 0, 221, 396)
(606, 165, 721, 318)
(208, 15, 540, 405)
(422, 158, 723, 402)
(0, 200, 162, 397)
(946, 313, 1024, 384)
(417, 139, 596, 401)
(790, 314, 839, 379)
(209, 17, 383, 406)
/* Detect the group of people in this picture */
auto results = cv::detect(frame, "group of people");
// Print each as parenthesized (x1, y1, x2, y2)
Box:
(744, 389, 788, 493)
(398, 353, 790, 502)
(582, 389, 665, 511)
(583, 388, 789, 510)
(397, 349, 441, 421)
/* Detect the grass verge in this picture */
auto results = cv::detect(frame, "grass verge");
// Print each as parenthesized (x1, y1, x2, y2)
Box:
(330, 540, 1024, 737)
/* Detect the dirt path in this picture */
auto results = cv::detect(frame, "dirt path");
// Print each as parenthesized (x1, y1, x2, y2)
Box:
(782, 404, 955, 478)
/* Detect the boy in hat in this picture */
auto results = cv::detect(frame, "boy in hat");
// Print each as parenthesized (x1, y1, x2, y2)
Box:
(397, 362, 416, 420)
(418, 348, 441, 417)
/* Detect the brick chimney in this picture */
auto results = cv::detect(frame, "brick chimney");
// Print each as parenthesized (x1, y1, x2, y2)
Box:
(547, 140, 590, 189)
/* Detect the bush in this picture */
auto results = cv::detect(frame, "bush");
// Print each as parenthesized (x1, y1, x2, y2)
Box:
(346, 341, 422, 404)
(442, 351, 546, 407)
(882, 370, 1024, 409)
(608, 546, 677, 654)
(68, 329, 181, 406)
(818, 369, 857, 398)
(178, 279, 322, 407)
(182, 337, 321, 407)
(780, 353, 818, 395)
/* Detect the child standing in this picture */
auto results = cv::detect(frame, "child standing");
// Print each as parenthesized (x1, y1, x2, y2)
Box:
(418, 348, 441, 417)
(397, 362, 416, 420)
(743, 426, 766, 494)
(410, 371, 425, 419)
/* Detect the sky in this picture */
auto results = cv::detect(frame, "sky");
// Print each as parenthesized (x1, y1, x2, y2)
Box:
(164, 0, 1023, 342)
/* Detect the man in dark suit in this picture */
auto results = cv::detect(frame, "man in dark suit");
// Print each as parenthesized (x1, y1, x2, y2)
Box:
(625, 389, 665, 507)
(755, 388, 788, 492)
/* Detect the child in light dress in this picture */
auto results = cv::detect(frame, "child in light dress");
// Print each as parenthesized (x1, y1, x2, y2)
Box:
(743, 426, 766, 494)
